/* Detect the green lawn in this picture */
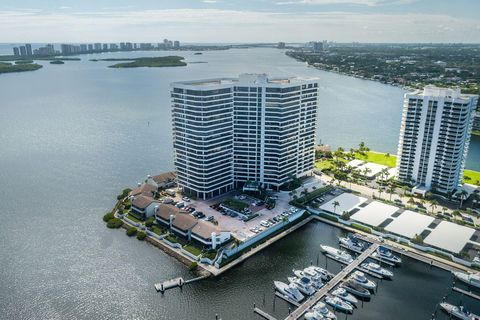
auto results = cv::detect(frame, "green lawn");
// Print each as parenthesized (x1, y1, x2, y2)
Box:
(183, 244, 202, 256)
(464, 169, 480, 186)
(354, 151, 397, 168)
(222, 198, 249, 211)
(151, 225, 167, 236)
(126, 213, 142, 223)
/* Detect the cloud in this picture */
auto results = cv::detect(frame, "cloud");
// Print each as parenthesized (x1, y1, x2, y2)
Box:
(0, 8, 478, 43)
(202, 0, 219, 3)
(276, 0, 416, 6)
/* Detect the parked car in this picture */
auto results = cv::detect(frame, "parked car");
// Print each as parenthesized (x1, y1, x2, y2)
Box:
(182, 196, 191, 202)
(176, 202, 185, 208)
(206, 216, 214, 221)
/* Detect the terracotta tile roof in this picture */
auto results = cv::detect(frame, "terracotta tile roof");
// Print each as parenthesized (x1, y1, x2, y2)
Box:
(129, 184, 157, 197)
(156, 204, 181, 221)
(172, 213, 197, 232)
(152, 172, 176, 184)
(131, 195, 158, 210)
(192, 220, 221, 240)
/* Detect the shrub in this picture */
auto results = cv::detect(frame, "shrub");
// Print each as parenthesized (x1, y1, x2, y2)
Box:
(411, 234, 424, 245)
(126, 227, 137, 237)
(351, 223, 372, 233)
(106, 218, 123, 229)
(189, 262, 198, 271)
(137, 231, 147, 241)
(117, 188, 132, 200)
(318, 212, 339, 222)
(340, 212, 351, 221)
(145, 220, 154, 228)
(103, 212, 114, 222)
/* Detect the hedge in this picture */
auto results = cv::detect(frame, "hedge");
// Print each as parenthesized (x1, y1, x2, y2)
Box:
(106, 218, 123, 229)
(136, 232, 147, 241)
(126, 227, 137, 237)
(103, 212, 114, 222)
(351, 223, 372, 233)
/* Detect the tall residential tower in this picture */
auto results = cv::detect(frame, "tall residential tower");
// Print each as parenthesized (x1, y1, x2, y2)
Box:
(171, 74, 319, 200)
(396, 86, 478, 194)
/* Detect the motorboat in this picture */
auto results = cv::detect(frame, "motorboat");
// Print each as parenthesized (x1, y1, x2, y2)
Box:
(360, 262, 394, 279)
(304, 311, 326, 320)
(452, 271, 480, 289)
(320, 245, 353, 264)
(294, 269, 324, 289)
(338, 235, 365, 254)
(288, 276, 316, 296)
(341, 280, 371, 298)
(306, 302, 337, 320)
(324, 295, 354, 313)
(305, 266, 334, 282)
(274, 280, 304, 303)
(349, 271, 376, 290)
(371, 246, 402, 265)
(331, 287, 358, 306)
(439, 302, 480, 320)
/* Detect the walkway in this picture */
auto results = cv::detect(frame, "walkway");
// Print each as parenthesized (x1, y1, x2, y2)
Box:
(285, 243, 379, 320)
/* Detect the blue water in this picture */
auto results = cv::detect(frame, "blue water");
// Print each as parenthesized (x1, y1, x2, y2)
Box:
(0, 47, 479, 320)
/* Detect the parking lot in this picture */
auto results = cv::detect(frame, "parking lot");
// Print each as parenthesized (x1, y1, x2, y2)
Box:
(164, 188, 303, 241)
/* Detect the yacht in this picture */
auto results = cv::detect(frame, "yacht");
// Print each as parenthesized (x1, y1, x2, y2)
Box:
(440, 302, 480, 320)
(338, 235, 365, 254)
(307, 302, 337, 320)
(341, 280, 371, 298)
(371, 246, 402, 265)
(452, 271, 480, 289)
(360, 262, 394, 279)
(274, 281, 304, 303)
(331, 287, 358, 306)
(304, 311, 326, 320)
(349, 271, 376, 290)
(305, 266, 334, 282)
(325, 295, 354, 313)
(288, 276, 316, 296)
(294, 269, 324, 289)
(320, 245, 354, 264)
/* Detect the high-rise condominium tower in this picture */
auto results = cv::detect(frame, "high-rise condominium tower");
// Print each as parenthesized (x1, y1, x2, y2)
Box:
(171, 74, 319, 200)
(396, 85, 478, 194)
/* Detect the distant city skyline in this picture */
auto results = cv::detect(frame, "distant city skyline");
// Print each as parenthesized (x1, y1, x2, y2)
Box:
(0, 0, 479, 43)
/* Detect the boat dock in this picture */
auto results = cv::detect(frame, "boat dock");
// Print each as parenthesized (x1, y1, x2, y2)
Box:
(254, 306, 278, 320)
(285, 243, 380, 320)
(452, 286, 480, 301)
(154, 275, 208, 293)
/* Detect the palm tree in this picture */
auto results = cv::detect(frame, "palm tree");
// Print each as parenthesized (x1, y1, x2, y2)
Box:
(459, 189, 468, 208)
(301, 188, 310, 204)
(332, 201, 340, 213)
(430, 199, 438, 215)
(362, 167, 371, 179)
(407, 197, 416, 208)
(387, 184, 396, 201)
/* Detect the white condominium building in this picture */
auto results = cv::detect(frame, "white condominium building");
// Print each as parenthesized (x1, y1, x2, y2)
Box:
(171, 74, 319, 200)
(396, 85, 478, 194)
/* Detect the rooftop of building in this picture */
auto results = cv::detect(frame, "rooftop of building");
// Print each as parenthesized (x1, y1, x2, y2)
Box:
(172, 73, 318, 88)
(409, 85, 478, 100)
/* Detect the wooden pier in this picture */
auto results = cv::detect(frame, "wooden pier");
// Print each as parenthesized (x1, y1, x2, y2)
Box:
(154, 275, 208, 293)
(285, 243, 380, 320)
(452, 286, 480, 301)
(254, 307, 278, 320)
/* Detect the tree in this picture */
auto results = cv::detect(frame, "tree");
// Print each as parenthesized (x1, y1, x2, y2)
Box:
(430, 199, 438, 215)
(459, 189, 469, 208)
(332, 201, 340, 213)
(407, 197, 416, 207)
(362, 167, 371, 179)
(385, 152, 390, 158)
(387, 184, 396, 201)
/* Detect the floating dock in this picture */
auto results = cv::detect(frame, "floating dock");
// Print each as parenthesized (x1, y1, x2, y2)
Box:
(254, 307, 278, 320)
(154, 275, 208, 293)
(452, 286, 480, 301)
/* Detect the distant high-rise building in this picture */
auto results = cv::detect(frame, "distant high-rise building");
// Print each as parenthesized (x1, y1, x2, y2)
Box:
(80, 44, 88, 52)
(88, 44, 93, 51)
(133, 43, 137, 49)
(171, 73, 319, 199)
(13, 47, 20, 56)
(120, 42, 126, 50)
(396, 86, 478, 194)
(312, 41, 323, 53)
(34, 44, 55, 56)
(277, 42, 286, 49)
(94, 43, 101, 51)
(173, 41, 180, 49)
(19, 46, 27, 56)
(103, 43, 108, 50)
(25, 44, 32, 56)
(126, 42, 133, 50)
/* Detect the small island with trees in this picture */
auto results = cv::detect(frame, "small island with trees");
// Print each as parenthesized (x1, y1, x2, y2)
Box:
(91, 56, 187, 68)
(0, 61, 43, 74)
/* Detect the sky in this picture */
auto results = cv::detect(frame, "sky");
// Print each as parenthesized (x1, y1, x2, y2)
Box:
(0, 0, 479, 43)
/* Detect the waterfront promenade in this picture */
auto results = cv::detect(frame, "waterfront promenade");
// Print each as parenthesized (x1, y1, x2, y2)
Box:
(285, 243, 379, 320)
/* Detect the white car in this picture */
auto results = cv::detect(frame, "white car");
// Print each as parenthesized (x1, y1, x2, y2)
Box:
(182, 197, 190, 202)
